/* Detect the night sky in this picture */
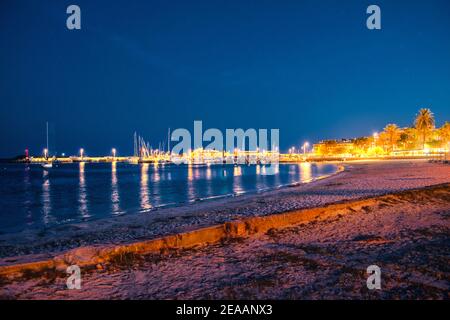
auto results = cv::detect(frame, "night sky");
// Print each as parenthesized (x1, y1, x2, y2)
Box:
(1, 0, 449, 157)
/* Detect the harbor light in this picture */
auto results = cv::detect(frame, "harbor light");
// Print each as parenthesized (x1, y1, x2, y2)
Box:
(112, 148, 117, 158)
(43, 148, 48, 158)
(80, 148, 84, 158)
(303, 142, 309, 154)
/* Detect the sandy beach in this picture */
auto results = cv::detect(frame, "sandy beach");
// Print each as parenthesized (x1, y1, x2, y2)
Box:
(0, 160, 449, 299)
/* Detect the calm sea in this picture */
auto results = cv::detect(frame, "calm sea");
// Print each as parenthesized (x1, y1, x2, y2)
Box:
(0, 162, 338, 233)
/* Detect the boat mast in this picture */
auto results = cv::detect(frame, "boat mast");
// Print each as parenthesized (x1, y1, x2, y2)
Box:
(133, 132, 137, 157)
(167, 127, 171, 155)
(46, 121, 49, 157)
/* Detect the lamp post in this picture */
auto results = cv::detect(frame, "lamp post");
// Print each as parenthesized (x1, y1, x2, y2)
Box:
(303, 142, 309, 155)
(372, 132, 378, 147)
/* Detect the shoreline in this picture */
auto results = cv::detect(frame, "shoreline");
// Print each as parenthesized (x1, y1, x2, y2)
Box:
(0, 160, 449, 265)
(1, 177, 449, 299)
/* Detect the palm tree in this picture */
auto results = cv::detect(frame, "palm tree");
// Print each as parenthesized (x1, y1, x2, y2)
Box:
(414, 108, 435, 149)
(399, 127, 418, 150)
(383, 124, 401, 152)
(438, 121, 450, 147)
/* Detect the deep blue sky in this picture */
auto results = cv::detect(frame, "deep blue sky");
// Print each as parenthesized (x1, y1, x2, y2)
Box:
(1, 0, 449, 157)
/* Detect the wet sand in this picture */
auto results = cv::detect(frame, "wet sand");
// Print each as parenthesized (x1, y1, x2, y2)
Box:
(0, 160, 449, 299)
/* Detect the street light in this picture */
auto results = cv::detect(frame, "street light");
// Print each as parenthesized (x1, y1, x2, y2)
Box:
(112, 148, 117, 158)
(80, 148, 84, 159)
(303, 142, 309, 155)
(372, 132, 379, 148)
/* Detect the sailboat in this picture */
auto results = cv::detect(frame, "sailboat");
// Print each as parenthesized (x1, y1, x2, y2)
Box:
(41, 122, 53, 169)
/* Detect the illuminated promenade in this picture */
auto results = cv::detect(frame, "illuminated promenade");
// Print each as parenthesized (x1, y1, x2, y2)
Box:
(22, 150, 448, 165)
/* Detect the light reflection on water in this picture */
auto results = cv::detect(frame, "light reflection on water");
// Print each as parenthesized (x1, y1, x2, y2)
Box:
(300, 162, 312, 182)
(78, 162, 89, 219)
(140, 163, 152, 212)
(42, 170, 51, 224)
(23, 166, 32, 224)
(233, 165, 243, 194)
(0, 162, 338, 233)
(111, 162, 121, 215)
